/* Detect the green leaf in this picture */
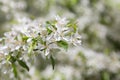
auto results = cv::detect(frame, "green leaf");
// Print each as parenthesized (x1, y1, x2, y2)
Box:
(7, 55, 11, 61)
(12, 64, 18, 78)
(67, 22, 77, 33)
(9, 56, 17, 63)
(50, 55, 55, 70)
(47, 27, 52, 35)
(37, 37, 44, 44)
(22, 36, 29, 42)
(72, 23, 77, 33)
(57, 40, 68, 51)
(18, 60, 29, 71)
(46, 21, 57, 30)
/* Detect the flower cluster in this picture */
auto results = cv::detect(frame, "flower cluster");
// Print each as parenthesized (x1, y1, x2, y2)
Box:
(1, 16, 81, 56)
(0, 16, 81, 74)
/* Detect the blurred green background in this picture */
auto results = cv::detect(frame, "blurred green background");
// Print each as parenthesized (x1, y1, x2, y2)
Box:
(0, 0, 120, 80)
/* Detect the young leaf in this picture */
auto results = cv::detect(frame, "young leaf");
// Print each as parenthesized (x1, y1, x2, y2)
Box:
(12, 64, 18, 78)
(50, 55, 55, 70)
(22, 36, 29, 42)
(37, 36, 44, 44)
(57, 40, 68, 51)
(18, 60, 29, 71)
(67, 22, 77, 33)
(47, 27, 52, 35)
(46, 21, 57, 30)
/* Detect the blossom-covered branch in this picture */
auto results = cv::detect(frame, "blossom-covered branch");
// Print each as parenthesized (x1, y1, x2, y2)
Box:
(0, 16, 81, 77)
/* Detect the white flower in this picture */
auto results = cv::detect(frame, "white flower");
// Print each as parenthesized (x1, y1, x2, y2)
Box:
(0, 46, 9, 55)
(65, 33, 82, 46)
(45, 48, 50, 56)
(55, 15, 68, 25)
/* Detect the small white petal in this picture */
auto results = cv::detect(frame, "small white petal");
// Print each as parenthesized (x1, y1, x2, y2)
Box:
(45, 49, 50, 56)
(27, 38, 32, 43)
